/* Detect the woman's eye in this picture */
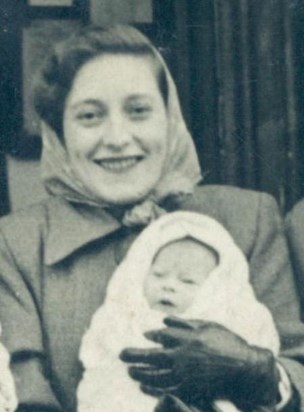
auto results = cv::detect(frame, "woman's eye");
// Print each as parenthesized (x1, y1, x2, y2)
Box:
(127, 105, 152, 119)
(76, 110, 104, 126)
(153, 271, 164, 278)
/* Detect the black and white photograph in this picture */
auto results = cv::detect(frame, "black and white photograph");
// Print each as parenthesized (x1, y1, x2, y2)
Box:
(0, 1, 304, 411)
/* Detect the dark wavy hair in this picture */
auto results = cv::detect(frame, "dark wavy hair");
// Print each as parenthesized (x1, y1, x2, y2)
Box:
(33, 25, 169, 140)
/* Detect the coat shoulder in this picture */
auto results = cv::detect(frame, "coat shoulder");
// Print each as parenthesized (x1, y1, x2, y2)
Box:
(184, 184, 278, 220)
(0, 198, 61, 256)
(180, 184, 280, 255)
(0, 198, 50, 236)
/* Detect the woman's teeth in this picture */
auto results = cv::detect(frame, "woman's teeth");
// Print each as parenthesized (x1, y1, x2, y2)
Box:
(95, 157, 141, 172)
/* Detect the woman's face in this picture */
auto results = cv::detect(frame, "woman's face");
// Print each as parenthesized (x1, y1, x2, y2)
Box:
(63, 54, 168, 205)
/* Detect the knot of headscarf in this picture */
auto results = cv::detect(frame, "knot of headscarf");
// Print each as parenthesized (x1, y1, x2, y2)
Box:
(40, 26, 202, 227)
(122, 200, 166, 227)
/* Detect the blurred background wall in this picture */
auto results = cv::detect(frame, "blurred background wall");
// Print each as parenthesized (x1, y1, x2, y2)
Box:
(1, 0, 304, 215)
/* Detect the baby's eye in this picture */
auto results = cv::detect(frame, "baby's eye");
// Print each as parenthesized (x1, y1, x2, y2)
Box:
(181, 278, 196, 285)
(153, 271, 164, 278)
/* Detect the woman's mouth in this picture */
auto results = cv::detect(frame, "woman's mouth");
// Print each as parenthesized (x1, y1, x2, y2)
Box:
(94, 156, 143, 173)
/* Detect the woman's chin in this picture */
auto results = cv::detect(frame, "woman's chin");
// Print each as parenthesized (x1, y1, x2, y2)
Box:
(73, 162, 163, 206)
(88, 185, 154, 206)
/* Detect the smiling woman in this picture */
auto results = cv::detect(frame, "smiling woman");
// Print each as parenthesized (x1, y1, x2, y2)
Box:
(63, 54, 168, 204)
(0, 24, 304, 412)
(33, 25, 199, 218)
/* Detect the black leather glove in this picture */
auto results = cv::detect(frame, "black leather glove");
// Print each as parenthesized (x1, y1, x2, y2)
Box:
(120, 317, 280, 410)
(155, 394, 203, 412)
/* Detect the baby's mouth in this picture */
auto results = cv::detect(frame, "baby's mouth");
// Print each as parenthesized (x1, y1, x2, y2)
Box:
(94, 156, 143, 173)
(153, 299, 179, 314)
(158, 299, 175, 308)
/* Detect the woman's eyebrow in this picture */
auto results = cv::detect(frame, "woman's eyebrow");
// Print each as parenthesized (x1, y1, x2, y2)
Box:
(70, 99, 105, 109)
(126, 94, 154, 102)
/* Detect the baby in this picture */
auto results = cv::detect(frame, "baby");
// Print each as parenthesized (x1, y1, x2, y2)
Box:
(144, 237, 217, 317)
(77, 212, 280, 412)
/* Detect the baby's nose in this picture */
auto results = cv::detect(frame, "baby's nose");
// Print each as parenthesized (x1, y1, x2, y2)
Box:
(162, 282, 176, 293)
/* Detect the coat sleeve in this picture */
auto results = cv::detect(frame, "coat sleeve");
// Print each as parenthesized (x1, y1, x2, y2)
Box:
(0, 228, 62, 411)
(247, 193, 304, 408)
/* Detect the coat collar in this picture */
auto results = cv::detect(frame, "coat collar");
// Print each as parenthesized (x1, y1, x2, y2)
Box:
(45, 197, 121, 265)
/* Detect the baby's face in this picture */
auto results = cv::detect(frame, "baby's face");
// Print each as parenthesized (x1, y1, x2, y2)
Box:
(143, 239, 217, 315)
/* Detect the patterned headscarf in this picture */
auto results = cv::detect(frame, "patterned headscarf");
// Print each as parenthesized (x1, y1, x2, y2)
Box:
(40, 25, 201, 225)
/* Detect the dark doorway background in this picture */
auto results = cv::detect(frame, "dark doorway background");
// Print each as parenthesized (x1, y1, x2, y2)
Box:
(161, 0, 304, 214)
(1, 0, 304, 216)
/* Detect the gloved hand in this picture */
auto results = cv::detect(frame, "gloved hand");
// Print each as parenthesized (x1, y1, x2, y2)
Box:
(155, 394, 202, 412)
(120, 317, 280, 409)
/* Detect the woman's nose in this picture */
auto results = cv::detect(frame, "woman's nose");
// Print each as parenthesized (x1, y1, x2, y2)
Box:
(102, 115, 131, 150)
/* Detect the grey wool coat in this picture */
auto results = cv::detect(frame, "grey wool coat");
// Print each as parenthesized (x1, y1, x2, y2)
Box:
(286, 199, 304, 319)
(0, 184, 304, 411)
